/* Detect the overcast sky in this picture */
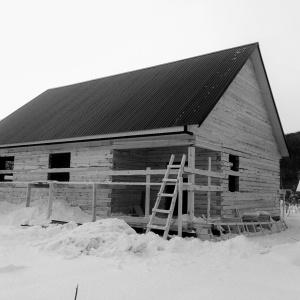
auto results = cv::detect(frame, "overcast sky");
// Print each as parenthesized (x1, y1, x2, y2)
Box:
(1, 0, 299, 134)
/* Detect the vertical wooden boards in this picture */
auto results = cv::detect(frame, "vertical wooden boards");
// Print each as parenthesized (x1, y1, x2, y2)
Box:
(26, 183, 31, 207)
(207, 157, 211, 219)
(188, 147, 195, 221)
(145, 167, 151, 218)
(46, 182, 54, 219)
(178, 176, 183, 237)
(194, 148, 222, 217)
(92, 183, 97, 221)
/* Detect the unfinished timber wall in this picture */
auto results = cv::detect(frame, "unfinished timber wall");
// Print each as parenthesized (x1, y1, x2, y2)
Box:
(111, 146, 221, 217)
(0, 139, 222, 218)
(0, 141, 112, 217)
(145, 147, 221, 217)
(111, 149, 147, 214)
(190, 58, 281, 217)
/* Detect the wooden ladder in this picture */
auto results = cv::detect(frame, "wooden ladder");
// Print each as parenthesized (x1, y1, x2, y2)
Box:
(146, 154, 186, 239)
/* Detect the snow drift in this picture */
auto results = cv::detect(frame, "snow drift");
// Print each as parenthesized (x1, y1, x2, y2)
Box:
(1, 198, 300, 300)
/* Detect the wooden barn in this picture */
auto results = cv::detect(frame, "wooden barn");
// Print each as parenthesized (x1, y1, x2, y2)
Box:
(0, 43, 289, 236)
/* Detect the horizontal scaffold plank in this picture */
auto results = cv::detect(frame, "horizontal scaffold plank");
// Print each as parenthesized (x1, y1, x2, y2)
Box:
(116, 216, 212, 231)
(0, 180, 225, 193)
(184, 185, 226, 192)
(1, 167, 228, 178)
(184, 167, 226, 178)
(0, 182, 28, 187)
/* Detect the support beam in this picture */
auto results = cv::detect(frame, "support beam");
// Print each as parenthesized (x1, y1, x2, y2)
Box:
(184, 167, 226, 178)
(282, 190, 286, 218)
(207, 157, 211, 219)
(178, 176, 183, 237)
(188, 147, 195, 222)
(145, 167, 151, 218)
(46, 182, 54, 219)
(92, 183, 97, 222)
(26, 183, 31, 207)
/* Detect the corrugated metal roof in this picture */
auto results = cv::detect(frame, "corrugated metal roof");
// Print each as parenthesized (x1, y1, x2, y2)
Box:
(0, 43, 258, 146)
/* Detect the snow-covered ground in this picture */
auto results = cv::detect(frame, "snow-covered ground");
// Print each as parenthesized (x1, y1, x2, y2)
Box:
(1, 199, 300, 300)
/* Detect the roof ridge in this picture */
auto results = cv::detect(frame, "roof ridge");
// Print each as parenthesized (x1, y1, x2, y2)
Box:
(48, 42, 259, 91)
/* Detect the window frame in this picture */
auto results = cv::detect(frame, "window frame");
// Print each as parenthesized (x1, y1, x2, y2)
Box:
(0, 156, 15, 182)
(228, 155, 239, 192)
(48, 152, 71, 182)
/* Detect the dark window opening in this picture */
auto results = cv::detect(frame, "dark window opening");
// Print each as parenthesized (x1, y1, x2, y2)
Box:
(0, 156, 14, 182)
(48, 153, 71, 182)
(229, 155, 239, 192)
(48, 172, 70, 181)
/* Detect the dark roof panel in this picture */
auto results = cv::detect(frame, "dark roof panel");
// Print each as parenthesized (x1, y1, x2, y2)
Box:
(0, 43, 258, 145)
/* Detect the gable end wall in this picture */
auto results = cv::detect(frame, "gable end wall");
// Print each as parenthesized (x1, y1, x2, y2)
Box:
(190, 58, 281, 216)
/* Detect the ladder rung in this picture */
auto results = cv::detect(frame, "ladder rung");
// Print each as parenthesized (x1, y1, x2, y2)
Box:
(158, 193, 175, 197)
(162, 178, 177, 182)
(146, 154, 186, 239)
(163, 178, 177, 182)
(147, 224, 166, 230)
(167, 164, 181, 168)
(153, 208, 170, 214)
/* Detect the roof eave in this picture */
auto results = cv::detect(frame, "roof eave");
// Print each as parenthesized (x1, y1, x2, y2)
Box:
(0, 126, 188, 149)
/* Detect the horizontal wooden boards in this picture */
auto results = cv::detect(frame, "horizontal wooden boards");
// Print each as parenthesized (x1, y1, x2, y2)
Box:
(184, 167, 226, 178)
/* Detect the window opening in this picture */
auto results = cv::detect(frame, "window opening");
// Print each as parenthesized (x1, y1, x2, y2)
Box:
(228, 155, 239, 192)
(48, 153, 71, 181)
(0, 156, 14, 182)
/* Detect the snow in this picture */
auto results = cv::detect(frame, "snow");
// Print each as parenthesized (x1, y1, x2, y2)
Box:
(1, 199, 300, 299)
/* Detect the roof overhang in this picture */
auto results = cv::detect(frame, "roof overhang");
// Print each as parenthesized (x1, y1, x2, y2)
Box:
(0, 126, 190, 149)
(250, 46, 290, 158)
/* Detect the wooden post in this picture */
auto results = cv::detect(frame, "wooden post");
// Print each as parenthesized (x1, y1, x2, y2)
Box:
(145, 167, 151, 218)
(26, 183, 32, 207)
(92, 183, 97, 222)
(46, 182, 54, 219)
(178, 176, 183, 237)
(282, 190, 286, 218)
(188, 147, 195, 222)
(207, 157, 211, 219)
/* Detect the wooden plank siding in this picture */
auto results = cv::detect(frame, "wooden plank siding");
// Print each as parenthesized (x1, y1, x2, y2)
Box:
(110, 146, 221, 217)
(0, 143, 112, 217)
(189, 58, 281, 217)
(111, 149, 147, 215)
